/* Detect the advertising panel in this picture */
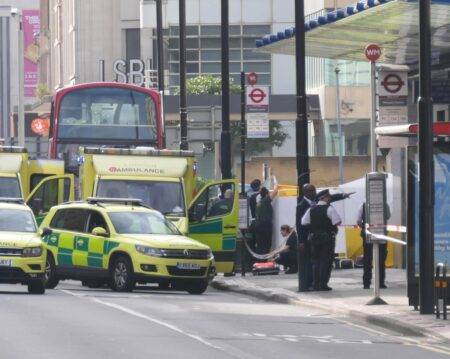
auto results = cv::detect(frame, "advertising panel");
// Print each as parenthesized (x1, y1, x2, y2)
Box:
(23, 9, 40, 98)
(412, 147, 450, 275)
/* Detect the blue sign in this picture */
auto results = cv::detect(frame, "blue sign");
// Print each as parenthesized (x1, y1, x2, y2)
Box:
(414, 150, 450, 273)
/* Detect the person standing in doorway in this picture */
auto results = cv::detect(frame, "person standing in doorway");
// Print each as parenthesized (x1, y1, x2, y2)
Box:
(255, 185, 279, 254)
(302, 189, 341, 291)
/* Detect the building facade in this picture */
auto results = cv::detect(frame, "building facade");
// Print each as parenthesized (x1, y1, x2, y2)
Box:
(0, 0, 39, 139)
(40, 0, 373, 181)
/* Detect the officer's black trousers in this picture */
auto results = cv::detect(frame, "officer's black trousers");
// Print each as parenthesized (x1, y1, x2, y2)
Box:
(311, 239, 334, 289)
(362, 239, 387, 287)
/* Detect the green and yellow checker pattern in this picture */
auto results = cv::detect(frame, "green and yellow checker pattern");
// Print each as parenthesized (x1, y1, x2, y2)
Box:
(43, 232, 119, 269)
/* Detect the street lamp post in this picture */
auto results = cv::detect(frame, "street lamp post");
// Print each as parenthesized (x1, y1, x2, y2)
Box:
(418, 0, 434, 315)
(179, 0, 188, 150)
(294, 0, 310, 292)
(335, 67, 344, 185)
(12, 9, 24, 147)
(221, 0, 231, 179)
(156, 0, 166, 147)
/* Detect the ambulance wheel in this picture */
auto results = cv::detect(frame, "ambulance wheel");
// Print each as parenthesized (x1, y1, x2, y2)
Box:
(45, 254, 59, 289)
(110, 256, 134, 292)
(186, 280, 208, 295)
(28, 279, 45, 294)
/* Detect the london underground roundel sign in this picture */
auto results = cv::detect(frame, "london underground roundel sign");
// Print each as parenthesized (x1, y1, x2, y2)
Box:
(364, 44, 381, 62)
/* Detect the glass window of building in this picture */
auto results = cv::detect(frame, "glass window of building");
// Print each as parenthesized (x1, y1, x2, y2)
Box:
(125, 29, 141, 63)
(162, 24, 271, 93)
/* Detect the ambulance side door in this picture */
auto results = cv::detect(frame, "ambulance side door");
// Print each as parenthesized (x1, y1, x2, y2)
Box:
(26, 174, 75, 225)
(188, 180, 239, 274)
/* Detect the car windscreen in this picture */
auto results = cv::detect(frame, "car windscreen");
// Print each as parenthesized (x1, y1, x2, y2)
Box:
(109, 211, 180, 235)
(97, 180, 185, 216)
(0, 177, 22, 198)
(0, 209, 36, 233)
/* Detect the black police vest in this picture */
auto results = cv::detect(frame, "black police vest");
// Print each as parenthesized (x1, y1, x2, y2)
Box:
(310, 205, 335, 234)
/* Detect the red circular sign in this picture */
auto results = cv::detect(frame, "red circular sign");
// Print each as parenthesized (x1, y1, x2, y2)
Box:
(247, 72, 258, 86)
(249, 88, 266, 104)
(364, 44, 381, 62)
(381, 74, 404, 94)
(30, 118, 50, 136)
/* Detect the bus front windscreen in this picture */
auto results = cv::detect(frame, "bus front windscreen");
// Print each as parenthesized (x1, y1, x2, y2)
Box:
(57, 87, 157, 142)
(96, 179, 185, 217)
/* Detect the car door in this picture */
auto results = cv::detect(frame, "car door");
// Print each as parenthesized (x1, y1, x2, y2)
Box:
(46, 208, 89, 270)
(26, 174, 75, 225)
(188, 180, 239, 274)
(84, 210, 110, 270)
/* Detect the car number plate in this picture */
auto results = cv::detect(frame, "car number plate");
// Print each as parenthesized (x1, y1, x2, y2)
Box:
(176, 262, 200, 270)
(0, 259, 12, 267)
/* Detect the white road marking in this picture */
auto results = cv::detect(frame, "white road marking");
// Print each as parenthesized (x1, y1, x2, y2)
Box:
(61, 289, 223, 352)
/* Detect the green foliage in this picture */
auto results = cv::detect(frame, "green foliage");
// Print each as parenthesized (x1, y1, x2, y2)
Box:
(36, 83, 50, 100)
(175, 75, 241, 95)
(231, 120, 289, 156)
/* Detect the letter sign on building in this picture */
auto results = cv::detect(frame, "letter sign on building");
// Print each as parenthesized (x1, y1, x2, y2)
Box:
(113, 59, 145, 86)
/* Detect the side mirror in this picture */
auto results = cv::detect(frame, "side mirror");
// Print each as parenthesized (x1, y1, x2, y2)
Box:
(41, 227, 52, 236)
(189, 203, 206, 222)
(92, 227, 109, 237)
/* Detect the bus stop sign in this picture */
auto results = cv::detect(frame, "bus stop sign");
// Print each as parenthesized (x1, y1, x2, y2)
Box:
(365, 44, 381, 62)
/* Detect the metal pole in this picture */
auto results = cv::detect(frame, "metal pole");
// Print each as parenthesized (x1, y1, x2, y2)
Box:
(240, 71, 246, 196)
(418, 0, 434, 315)
(156, 0, 164, 93)
(156, 0, 166, 148)
(221, 0, 231, 179)
(370, 61, 377, 173)
(179, 0, 188, 150)
(335, 67, 344, 184)
(295, 0, 309, 292)
(17, 14, 24, 147)
(367, 60, 386, 305)
(99, 60, 105, 81)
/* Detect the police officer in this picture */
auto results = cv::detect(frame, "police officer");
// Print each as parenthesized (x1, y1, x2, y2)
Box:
(301, 189, 341, 291)
(357, 202, 390, 289)
(296, 184, 351, 291)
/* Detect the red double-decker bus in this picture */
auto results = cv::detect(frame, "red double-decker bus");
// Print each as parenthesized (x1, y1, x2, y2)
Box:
(49, 82, 164, 171)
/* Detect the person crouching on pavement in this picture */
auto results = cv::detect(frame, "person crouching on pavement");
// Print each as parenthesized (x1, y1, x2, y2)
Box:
(269, 225, 298, 274)
(301, 189, 341, 291)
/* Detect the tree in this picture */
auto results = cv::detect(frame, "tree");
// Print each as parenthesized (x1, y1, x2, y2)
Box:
(231, 120, 289, 156)
(174, 75, 240, 95)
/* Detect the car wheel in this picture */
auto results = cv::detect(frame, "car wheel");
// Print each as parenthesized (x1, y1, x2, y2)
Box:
(110, 256, 134, 292)
(45, 255, 59, 289)
(186, 280, 208, 295)
(28, 279, 45, 294)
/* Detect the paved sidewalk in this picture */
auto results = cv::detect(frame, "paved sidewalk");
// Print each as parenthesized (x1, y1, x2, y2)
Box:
(212, 268, 450, 341)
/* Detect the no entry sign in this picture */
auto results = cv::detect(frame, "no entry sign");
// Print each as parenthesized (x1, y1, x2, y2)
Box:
(365, 44, 381, 62)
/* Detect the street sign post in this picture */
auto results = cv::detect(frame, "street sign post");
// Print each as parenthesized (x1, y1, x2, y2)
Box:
(365, 43, 386, 305)
(246, 85, 269, 138)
